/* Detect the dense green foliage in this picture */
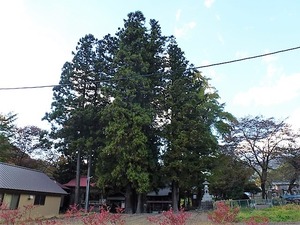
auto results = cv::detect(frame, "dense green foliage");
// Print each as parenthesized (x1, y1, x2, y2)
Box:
(160, 41, 234, 211)
(44, 11, 235, 213)
(97, 12, 164, 213)
(210, 154, 254, 199)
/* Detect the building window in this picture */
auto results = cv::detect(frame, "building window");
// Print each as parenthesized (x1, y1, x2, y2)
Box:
(10, 194, 20, 209)
(34, 195, 46, 205)
(0, 193, 3, 206)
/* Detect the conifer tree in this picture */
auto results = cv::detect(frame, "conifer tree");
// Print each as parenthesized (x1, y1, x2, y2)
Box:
(44, 34, 109, 204)
(161, 40, 233, 211)
(97, 11, 166, 213)
(45, 11, 234, 213)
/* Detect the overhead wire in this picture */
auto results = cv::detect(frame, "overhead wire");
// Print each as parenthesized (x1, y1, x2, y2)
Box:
(0, 45, 299, 91)
(193, 45, 300, 69)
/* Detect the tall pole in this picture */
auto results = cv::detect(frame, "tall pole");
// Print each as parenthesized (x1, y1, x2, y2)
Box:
(85, 152, 91, 212)
(75, 148, 81, 206)
(75, 84, 86, 208)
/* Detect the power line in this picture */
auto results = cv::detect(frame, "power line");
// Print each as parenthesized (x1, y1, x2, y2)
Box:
(0, 84, 58, 90)
(1, 45, 300, 91)
(194, 45, 300, 69)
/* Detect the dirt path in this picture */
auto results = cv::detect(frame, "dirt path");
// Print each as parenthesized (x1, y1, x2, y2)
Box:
(125, 211, 210, 224)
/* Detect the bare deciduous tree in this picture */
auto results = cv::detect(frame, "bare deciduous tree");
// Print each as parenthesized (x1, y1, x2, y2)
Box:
(224, 115, 295, 199)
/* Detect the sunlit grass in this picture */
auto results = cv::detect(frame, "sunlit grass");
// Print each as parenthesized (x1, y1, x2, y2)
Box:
(238, 204, 300, 222)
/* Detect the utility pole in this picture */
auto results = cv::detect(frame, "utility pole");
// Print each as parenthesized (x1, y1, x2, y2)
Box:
(75, 148, 81, 206)
(85, 152, 92, 212)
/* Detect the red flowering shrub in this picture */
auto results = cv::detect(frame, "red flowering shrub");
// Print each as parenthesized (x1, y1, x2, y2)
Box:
(64, 204, 83, 219)
(79, 205, 125, 225)
(148, 208, 191, 225)
(208, 201, 240, 224)
(0, 203, 23, 225)
(109, 206, 125, 225)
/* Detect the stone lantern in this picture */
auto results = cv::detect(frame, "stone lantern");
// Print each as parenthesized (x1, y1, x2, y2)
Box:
(201, 179, 213, 210)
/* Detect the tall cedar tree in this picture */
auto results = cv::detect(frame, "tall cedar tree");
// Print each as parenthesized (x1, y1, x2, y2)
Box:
(97, 12, 165, 213)
(161, 41, 233, 212)
(44, 34, 109, 203)
(224, 116, 296, 199)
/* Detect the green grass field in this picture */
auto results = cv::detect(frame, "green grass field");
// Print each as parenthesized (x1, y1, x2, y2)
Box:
(238, 204, 300, 223)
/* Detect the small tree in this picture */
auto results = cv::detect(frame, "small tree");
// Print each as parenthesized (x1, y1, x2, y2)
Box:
(210, 154, 254, 199)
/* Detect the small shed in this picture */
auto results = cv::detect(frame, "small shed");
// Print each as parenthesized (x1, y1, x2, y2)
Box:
(0, 162, 67, 218)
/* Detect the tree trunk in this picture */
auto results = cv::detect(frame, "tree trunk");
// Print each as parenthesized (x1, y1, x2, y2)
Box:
(288, 180, 296, 194)
(125, 183, 133, 214)
(260, 170, 267, 199)
(261, 182, 266, 199)
(288, 175, 298, 194)
(172, 180, 179, 212)
(135, 193, 142, 214)
(187, 193, 190, 209)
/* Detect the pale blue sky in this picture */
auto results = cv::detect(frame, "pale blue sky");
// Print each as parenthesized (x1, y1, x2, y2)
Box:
(1, 0, 300, 130)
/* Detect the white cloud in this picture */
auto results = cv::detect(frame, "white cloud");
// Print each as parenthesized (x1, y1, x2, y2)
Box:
(262, 50, 278, 63)
(176, 9, 181, 21)
(287, 107, 300, 130)
(188, 21, 196, 29)
(204, 0, 215, 8)
(217, 33, 224, 45)
(233, 74, 300, 107)
(201, 60, 222, 82)
(174, 21, 196, 38)
(265, 64, 279, 78)
(235, 51, 249, 59)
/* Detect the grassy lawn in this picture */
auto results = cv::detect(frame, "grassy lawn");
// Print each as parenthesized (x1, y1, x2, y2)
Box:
(237, 204, 300, 223)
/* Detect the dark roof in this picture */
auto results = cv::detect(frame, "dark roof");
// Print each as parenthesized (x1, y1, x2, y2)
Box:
(0, 162, 67, 195)
(64, 176, 96, 188)
(54, 181, 70, 190)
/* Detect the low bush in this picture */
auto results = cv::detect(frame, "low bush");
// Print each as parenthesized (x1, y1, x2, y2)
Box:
(147, 208, 191, 225)
(208, 201, 240, 224)
(0, 204, 22, 225)
(0, 204, 125, 225)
